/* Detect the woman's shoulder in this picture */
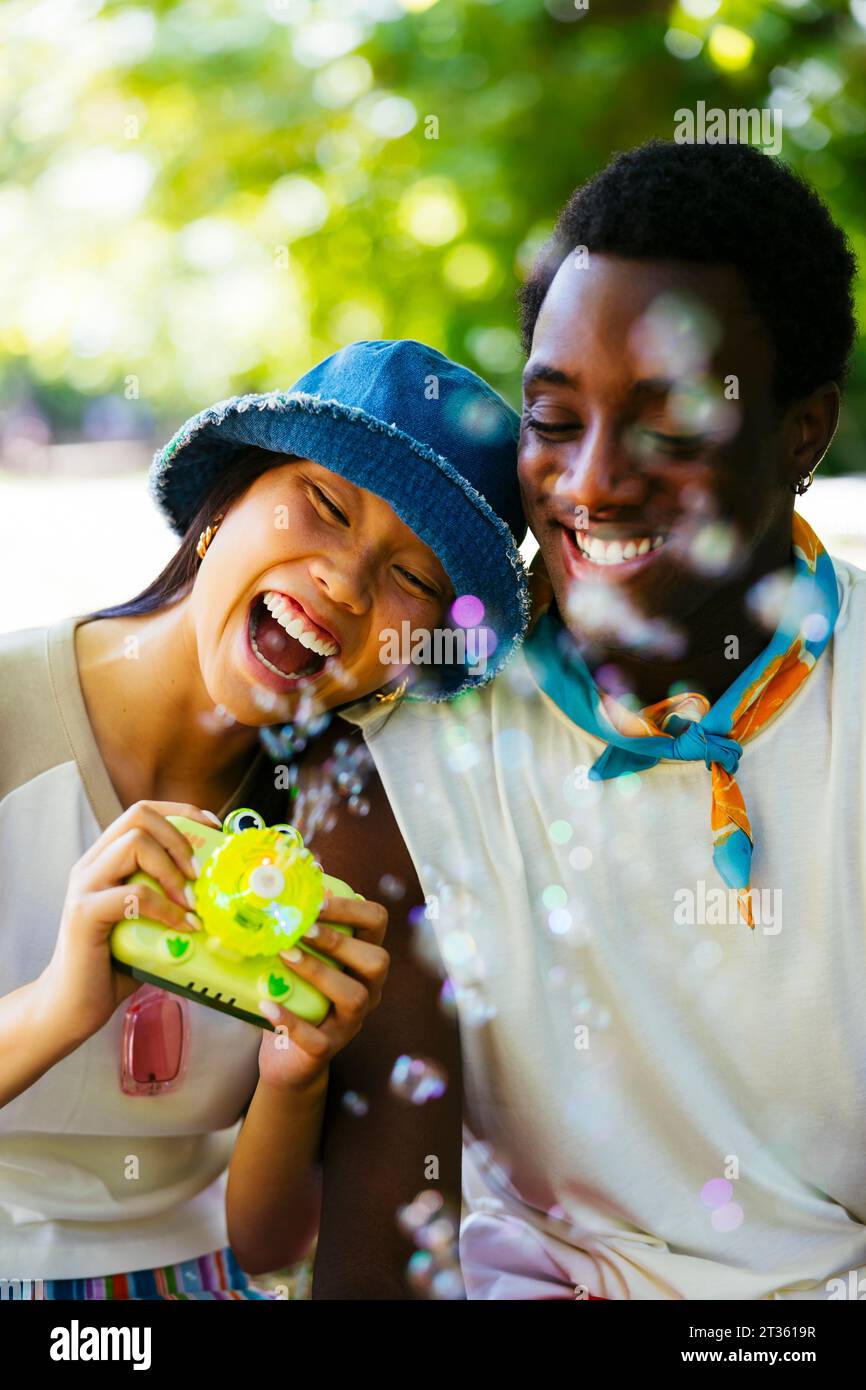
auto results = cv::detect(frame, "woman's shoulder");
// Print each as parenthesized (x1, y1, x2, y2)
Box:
(0, 618, 77, 803)
(0, 621, 52, 711)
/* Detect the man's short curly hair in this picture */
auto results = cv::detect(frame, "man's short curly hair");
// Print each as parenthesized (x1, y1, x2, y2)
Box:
(518, 139, 858, 405)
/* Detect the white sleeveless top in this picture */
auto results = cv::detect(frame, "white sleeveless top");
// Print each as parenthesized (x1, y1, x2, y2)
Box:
(0, 616, 267, 1280)
(341, 554, 866, 1300)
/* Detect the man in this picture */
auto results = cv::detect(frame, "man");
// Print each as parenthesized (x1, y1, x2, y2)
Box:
(307, 139, 865, 1299)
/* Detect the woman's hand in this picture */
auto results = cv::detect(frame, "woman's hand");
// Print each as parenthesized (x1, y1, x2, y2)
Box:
(255, 893, 389, 1094)
(37, 800, 221, 1048)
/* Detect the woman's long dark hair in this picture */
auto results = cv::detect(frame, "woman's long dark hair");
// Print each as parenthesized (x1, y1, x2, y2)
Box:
(81, 444, 334, 825)
(84, 445, 294, 623)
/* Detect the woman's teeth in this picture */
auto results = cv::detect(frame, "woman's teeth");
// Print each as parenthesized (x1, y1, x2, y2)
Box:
(574, 532, 666, 566)
(262, 591, 338, 656)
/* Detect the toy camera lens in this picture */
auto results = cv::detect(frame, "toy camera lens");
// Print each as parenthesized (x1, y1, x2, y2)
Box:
(248, 865, 286, 898)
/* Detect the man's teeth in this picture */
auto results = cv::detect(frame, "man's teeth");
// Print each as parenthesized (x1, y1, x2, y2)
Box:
(262, 591, 338, 656)
(574, 532, 665, 566)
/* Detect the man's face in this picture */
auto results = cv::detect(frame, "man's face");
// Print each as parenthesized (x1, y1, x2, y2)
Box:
(518, 253, 795, 651)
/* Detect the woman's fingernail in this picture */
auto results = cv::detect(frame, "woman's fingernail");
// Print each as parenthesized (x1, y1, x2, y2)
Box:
(190, 855, 202, 877)
(184, 912, 202, 931)
(258, 999, 283, 1024)
(305, 922, 320, 939)
(203, 811, 222, 827)
(184, 884, 197, 909)
(280, 948, 303, 964)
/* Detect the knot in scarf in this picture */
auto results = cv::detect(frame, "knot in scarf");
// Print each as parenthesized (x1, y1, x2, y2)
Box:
(670, 723, 742, 774)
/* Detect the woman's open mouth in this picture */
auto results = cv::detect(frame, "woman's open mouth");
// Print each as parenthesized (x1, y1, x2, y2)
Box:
(246, 590, 341, 687)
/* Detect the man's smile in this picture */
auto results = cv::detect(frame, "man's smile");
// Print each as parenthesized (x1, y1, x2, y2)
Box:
(558, 518, 671, 580)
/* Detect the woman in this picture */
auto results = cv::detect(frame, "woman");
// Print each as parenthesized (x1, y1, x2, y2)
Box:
(0, 339, 529, 1299)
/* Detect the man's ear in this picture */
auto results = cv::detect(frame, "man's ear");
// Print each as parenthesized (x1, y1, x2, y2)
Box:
(783, 381, 840, 490)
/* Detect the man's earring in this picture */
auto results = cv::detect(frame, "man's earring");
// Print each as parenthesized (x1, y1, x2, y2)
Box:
(374, 676, 409, 705)
(790, 435, 833, 495)
(790, 464, 819, 496)
(196, 514, 224, 559)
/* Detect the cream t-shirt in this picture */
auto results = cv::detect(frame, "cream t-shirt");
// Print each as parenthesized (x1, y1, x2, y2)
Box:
(341, 554, 866, 1300)
(0, 616, 268, 1280)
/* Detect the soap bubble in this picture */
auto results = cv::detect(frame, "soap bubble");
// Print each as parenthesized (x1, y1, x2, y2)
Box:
(711, 1203, 744, 1233)
(595, 663, 632, 699)
(447, 738, 481, 773)
(614, 774, 641, 802)
(504, 659, 538, 699)
(378, 874, 406, 900)
(571, 994, 611, 1030)
(341, 1090, 369, 1118)
(347, 794, 370, 816)
(700, 1178, 733, 1208)
(542, 883, 567, 910)
(437, 926, 487, 999)
(454, 984, 497, 1026)
(437, 880, 479, 919)
(692, 940, 723, 972)
(200, 702, 239, 733)
(397, 1190, 444, 1235)
(548, 907, 573, 935)
(681, 519, 742, 578)
(408, 901, 449, 978)
(745, 569, 792, 631)
(398, 1191, 464, 1300)
(289, 731, 374, 841)
(452, 594, 485, 627)
(406, 1249, 435, 1294)
(627, 291, 721, 378)
(429, 1267, 466, 1300)
(389, 1054, 448, 1104)
(438, 977, 458, 1019)
(565, 581, 687, 660)
(415, 1216, 457, 1253)
(493, 727, 533, 769)
(801, 611, 830, 642)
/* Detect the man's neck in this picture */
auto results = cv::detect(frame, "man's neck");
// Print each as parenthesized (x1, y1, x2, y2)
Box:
(562, 555, 795, 711)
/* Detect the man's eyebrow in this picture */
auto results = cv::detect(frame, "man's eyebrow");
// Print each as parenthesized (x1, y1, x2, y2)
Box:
(522, 366, 678, 398)
(522, 363, 576, 388)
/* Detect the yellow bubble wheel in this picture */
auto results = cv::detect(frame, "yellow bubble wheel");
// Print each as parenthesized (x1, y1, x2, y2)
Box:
(194, 826, 324, 956)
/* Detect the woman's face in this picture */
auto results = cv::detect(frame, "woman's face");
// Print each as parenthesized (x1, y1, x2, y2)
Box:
(188, 458, 454, 724)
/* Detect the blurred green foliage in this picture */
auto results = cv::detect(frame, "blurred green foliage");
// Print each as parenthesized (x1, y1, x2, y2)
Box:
(1, 0, 865, 471)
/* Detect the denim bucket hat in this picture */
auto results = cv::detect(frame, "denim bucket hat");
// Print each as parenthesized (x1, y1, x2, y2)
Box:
(149, 339, 530, 700)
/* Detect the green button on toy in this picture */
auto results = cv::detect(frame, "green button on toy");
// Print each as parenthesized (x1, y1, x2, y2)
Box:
(160, 933, 194, 965)
(259, 970, 293, 1002)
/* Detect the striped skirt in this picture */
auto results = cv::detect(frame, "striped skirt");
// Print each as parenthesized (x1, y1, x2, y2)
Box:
(15, 1246, 284, 1300)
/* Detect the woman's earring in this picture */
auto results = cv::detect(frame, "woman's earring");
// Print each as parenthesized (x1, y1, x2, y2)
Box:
(196, 514, 224, 559)
(374, 676, 409, 705)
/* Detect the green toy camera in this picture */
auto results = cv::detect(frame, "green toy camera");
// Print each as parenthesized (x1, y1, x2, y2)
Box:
(109, 807, 360, 1029)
